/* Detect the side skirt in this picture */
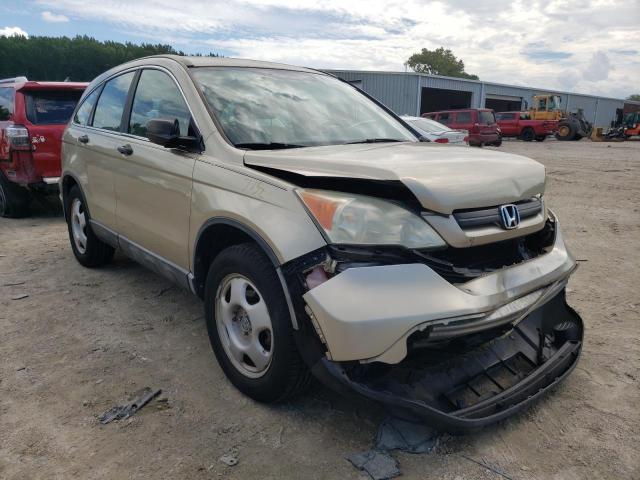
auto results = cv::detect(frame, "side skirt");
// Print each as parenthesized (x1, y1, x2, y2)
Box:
(90, 220, 194, 294)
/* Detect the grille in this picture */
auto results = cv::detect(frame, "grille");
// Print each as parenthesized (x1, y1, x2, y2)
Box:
(453, 198, 542, 230)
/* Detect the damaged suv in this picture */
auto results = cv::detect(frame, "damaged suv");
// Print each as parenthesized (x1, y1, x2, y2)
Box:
(61, 56, 583, 432)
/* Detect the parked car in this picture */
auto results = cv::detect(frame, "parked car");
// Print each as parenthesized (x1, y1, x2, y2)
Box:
(0, 77, 87, 217)
(495, 111, 556, 141)
(401, 115, 468, 145)
(422, 108, 501, 147)
(61, 56, 583, 432)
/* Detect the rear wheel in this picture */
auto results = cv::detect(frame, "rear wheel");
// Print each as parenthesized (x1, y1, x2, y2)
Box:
(521, 127, 535, 142)
(205, 243, 310, 402)
(0, 173, 31, 218)
(65, 185, 115, 267)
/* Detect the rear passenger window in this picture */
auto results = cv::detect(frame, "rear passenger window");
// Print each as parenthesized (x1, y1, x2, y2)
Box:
(92, 72, 135, 131)
(74, 88, 101, 126)
(455, 111, 471, 123)
(496, 113, 515, 120)
(129, 69, 191, 138)
(0, 87, 14, 121)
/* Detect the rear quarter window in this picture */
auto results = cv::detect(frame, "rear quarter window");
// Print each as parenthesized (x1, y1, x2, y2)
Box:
(0, 87, 14, 121)
(25, 90, 83, 125)
(438, 113, 451, 124)
(455, 111, 472, 123)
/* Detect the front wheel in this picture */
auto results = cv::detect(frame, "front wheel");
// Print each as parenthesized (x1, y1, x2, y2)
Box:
(204, 243, 310, 403)
(65, 185, 115, 267)
(521, 128, 535, 142)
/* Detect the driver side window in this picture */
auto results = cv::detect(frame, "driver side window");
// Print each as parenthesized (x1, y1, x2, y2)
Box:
(129, 69, 191, 139)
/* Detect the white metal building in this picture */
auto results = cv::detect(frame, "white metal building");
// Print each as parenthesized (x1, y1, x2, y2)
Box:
(327, 70, 634, 127)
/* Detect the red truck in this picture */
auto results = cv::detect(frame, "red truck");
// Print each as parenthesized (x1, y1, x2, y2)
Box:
(0, 77, 87, 217)
(495, 111, 557, 142)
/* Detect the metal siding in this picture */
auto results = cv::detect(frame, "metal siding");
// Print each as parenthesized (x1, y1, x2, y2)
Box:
(331, 71, 418, 115)
(330, 71, 625, 128)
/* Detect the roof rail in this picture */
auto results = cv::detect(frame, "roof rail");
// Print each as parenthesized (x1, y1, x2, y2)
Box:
(0, 76, 28, 84)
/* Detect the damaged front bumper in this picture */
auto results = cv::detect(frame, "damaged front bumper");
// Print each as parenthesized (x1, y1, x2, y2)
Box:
(311, 290, 583, 432)
(283, 215, 583, 431)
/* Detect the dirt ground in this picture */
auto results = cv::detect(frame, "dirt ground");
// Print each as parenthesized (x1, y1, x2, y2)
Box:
(1, 139, 639, 480)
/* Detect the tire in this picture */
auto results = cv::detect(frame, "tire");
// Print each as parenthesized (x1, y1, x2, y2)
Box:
(535, 135, 546, 142)
(204, 243, 310, 403)
(555, 122, 576, 141)
(0, 172, 31, 218)
(65, 185, 114, 267)
(492, 138, 502, 147)
(521, 128, 535, 142)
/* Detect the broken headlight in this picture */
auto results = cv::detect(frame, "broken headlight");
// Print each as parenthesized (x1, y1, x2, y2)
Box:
(296, 189, 445, 249)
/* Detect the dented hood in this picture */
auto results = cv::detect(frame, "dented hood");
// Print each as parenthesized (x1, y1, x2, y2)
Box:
(244, 142, 545, 214)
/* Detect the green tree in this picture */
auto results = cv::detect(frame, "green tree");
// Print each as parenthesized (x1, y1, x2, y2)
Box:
(406, 47, 479, 80)
(0, 35, 218, 81)
(626, 94, 640, 101)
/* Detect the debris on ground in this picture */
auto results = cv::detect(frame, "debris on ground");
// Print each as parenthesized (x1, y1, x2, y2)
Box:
(3, 281, 25, 286)
(98, 387, 162, 424)
(11, 294, 29, 300)
(219, 452, 239, 467)
(375, 416, 439, 454)
(348, 449, 400, 480)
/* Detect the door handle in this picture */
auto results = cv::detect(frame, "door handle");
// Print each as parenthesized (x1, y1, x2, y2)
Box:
(117, 144, 133, 156)
(78, 134, 89, 144)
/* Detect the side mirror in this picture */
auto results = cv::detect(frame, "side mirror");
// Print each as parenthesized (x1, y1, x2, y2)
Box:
(146, 118, 202, 152)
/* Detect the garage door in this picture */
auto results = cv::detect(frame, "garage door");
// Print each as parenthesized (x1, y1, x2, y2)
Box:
(485, 94, 522, 112)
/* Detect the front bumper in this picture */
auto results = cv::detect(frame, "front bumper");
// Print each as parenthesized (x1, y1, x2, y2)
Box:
(303, 222, 576, 363)
(310, 290, 582, 432)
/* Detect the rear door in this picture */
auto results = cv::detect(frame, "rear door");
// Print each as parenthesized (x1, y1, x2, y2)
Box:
(452, 110, 473, 132)
(65, 72, 136, 228)
(112, 68, 196, 269)
(22, 88, 84, 180)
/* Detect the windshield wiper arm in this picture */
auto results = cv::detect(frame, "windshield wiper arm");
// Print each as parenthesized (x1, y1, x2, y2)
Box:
(235, 142, 308, 150)
(344, 138, 405, 144)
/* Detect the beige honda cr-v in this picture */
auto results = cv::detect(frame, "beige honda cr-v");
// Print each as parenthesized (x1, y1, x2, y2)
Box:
(61, 55, 583, 431)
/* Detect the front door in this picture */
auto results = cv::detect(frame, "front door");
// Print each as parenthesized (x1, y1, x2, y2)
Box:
(112, 68, 196, 271)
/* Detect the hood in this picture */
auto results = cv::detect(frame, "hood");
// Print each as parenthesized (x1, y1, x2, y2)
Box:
(244, 142, 545, 214)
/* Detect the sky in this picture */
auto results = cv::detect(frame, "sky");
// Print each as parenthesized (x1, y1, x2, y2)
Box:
(1, 0, 638, 99)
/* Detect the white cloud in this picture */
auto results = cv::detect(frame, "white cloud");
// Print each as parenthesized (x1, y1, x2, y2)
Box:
(33, 0, 640, 97)
(41, 11, 70, 23)
(0, 26, 28, 37)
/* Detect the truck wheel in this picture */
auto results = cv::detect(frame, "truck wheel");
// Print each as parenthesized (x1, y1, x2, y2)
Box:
(521, 128, 535, 142)
(65, 185, 115, 267)
(555, 122, 576, 141)
(205, 243, 310, 403)
(0, 173, 31, 218)
(535, 135, 546, 142)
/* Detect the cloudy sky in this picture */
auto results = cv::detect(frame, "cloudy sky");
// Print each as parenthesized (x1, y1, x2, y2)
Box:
(1, 0, 638, 98)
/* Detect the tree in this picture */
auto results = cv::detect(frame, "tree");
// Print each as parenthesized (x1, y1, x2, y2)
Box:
(406, 47, 479, 80)
(627, 94, 640, 102)
(0, 35, 219, 81)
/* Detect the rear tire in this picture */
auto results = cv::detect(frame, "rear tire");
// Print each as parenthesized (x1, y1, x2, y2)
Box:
(65, 185, 115, 267)
(0, 172, 31, 218)
(521, 128, 535, 142)
(204, 243, 310, 403)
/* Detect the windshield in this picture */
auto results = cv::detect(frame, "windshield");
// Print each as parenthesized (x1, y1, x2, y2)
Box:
(406, 117, 450, 133)
(191, 67, 416, 148)
(24, 90, 83, 125)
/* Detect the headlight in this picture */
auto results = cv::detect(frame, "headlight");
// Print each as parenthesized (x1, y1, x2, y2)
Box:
(296, 189, 445, 249)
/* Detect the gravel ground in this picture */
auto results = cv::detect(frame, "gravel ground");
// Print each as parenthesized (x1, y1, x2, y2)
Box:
(1, 139, 639, 480)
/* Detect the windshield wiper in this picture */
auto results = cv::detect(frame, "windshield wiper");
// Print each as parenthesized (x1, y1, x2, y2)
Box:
(344, 138, 405, 145)
(235, 142, 308, 150)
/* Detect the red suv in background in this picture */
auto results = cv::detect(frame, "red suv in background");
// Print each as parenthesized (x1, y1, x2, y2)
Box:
(0, 77, 87, 217)
(422, 108, 501, 147)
